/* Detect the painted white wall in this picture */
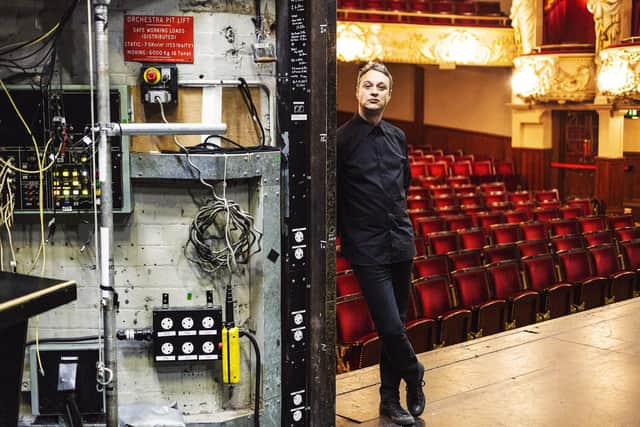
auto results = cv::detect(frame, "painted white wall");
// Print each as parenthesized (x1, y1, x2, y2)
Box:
(424, 66, 513, 136)
(623, 116, 640, 152)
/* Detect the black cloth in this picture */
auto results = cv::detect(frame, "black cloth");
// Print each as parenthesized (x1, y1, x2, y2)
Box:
(337, 114, 415, 265)
(351, 261, 419, 403)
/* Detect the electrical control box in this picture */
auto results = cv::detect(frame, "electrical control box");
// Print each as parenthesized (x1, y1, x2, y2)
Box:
(140, 64, 178, 104)
(0, 86, 131, 214)
(152, 305, 222, 363)
(29, 342, 104, 417)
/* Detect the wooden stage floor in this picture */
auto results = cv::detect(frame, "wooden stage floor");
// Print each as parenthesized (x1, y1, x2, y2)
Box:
(336, 297, 640, 426)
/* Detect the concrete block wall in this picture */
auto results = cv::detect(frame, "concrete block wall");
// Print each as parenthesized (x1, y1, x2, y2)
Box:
(0, 0, 278, 423)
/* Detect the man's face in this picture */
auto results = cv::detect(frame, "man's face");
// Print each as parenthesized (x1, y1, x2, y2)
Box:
(356, 69, 391, 114)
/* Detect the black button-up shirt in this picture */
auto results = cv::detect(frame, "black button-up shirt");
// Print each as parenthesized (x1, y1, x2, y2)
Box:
(337, 114, 416, 266)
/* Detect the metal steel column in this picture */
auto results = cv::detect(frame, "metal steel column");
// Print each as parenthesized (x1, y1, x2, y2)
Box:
(278, 0, 336, 424)
(93, 1, 118, 425)
(308, 0, 337, 424)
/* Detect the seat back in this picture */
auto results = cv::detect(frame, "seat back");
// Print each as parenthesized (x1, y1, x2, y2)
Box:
(550, 218, 580, 237)
(556, 248, 594, 282)
(447, 176, 471, 187)
(517, 239, 550, 257)
(336, 296, 375, 343)
(620, 239, 640, 270)
(432, 194, 458, 208)
(583, 230, 613, 247)
(577, 215, 607, 233)
(566, 197, 593, 217)
(414, 237, 426, 257)
(472, 160, 494, 178)
(480, 182, 506, 193)
(486, 260, 523, 298)
(444, 214, 473, 232)
(534, 189, 559, 203)
(452, 267, 492, 308)
(429, 230, 460, 255)
(407, 208, 435, 231)
(588, 243, 622, 276)
(490, 223, 522, 244)
(615, 226, 640, 242)
(483, 243, 520, 263)
(607, 214, 634, 230)
(336, 272, 362, 298)
(521, 253, 560, 292)
(416, 216, 445, 236)
(448, 249, 483, 270)
(550, 234, 585, 252)
(413, 254, 450, 279)
(413, 275, 455, 318)
(407, 195, 431, 210)
(520, 220, 548, 241)
(509, 191, 531, 204)
(494, 160, 515, 176)
(458, 227, 487, 249)
(483, 191, 508, 206)
(459, 193, 483, 207)
(410, 162, 428, 178)
(451, 160, 472, 177)
(427, 161, 450, 177)
(504, 209, 529, 224)
(429, 184, 455, 197)
(559, 205, 583, 219)
(336, 254, 352, 275)
(477, 211, 506, 231)
(533, 206, 561, 223)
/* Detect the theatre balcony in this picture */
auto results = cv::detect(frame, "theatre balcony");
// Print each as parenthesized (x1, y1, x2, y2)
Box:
(336, 6, 515, 67)
(511, 44, 597, 104)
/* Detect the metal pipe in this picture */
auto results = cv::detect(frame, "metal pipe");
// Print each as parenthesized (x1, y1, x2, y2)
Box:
(107, 122, 227, 136)
(93, 1, 117, 425)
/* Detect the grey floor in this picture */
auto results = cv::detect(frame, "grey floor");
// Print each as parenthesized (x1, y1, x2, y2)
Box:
(336, 297, 640, 426)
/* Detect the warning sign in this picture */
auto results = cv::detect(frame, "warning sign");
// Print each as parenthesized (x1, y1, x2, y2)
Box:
(124, 15, 194, 63)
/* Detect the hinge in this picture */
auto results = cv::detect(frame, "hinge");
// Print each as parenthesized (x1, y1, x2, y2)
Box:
(320, 24, 328, 34)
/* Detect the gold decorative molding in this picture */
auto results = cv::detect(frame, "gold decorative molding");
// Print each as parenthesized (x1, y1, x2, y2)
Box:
(512, 53, 596, 102)
(598, 43, 640, 100)
(337, 21, 515, 66)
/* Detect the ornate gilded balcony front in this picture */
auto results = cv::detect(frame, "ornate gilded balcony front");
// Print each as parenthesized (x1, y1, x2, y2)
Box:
(511, 45, 596, 103)
(336, 10, 515, 67)
(598, 39, 640, 101)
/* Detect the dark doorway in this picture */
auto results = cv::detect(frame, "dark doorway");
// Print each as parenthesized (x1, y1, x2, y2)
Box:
(551, 110, 598, 200)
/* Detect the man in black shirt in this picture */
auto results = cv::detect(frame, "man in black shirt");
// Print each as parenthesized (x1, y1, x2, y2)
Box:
(337, 62, 425, 425)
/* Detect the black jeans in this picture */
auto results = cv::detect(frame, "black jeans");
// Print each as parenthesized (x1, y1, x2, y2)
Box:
(352, 260, 419, 403)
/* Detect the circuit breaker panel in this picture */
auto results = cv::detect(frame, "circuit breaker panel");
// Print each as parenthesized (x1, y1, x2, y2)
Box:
(0, 88, 131, 213)
(152, 305, 223, 363)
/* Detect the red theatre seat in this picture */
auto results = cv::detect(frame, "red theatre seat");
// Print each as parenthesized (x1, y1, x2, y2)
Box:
(588, 243, 636, 303)
(404, 292, 436, 354)
(407, 195, 431, 211)
(444, 214, 474, 232)
(477, 211, 506, 231)
(534, 189, 559, 203)
(583, 230, 613, 247)
(521, 220, 548, 241)
(471, 160, 495, 184)
(533, 206, 561, 223)
(451, 160, 473, 177)
(483, 243, 520, 263)
(607, 214, 635, 230)
(490, 223, 522, 244)
(504, 209, 529, 224)
(556, 248, 609, 310)
(486, 260, 539, 329)
(458, 227, 488, 250)
(336, 272, 362, 298)
(414, 237, 427, 257)
(521, 254, 574, 319)
(559, 205, 583, 219)
(577, 215, 607, 233)
(620, 239, 640, 295)
(451, 267, 508, 338)
(336, 295, 381, 372)
(336, 254, 352, 275)
(517, 239, 550, 257)
(413, 275, 472, 348)
(428, 230, 461, 255)
(416, 216, 446, 237)
(616, 226, 640, 242)
(550, 218, 580, 237)
(448, 248, 483, 270)
(550, 234, 585, 253)
(509, 190, 531, 205)
(565, 197, 593, 217)
(410, 162, 428, 179)
(427, 161, 450, 178)
(413, 254, 451, 279)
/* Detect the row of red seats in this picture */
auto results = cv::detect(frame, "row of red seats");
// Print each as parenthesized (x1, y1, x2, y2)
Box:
(336, 239, 640, 371)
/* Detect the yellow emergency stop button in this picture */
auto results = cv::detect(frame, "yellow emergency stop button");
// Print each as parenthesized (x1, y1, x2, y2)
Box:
(143, 67, 161, 85)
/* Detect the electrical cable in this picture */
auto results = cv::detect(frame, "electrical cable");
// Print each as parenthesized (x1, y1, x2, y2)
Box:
(240, 328, 262, 427)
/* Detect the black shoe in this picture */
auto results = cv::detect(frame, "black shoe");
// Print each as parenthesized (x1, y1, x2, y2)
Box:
(379, 401, 415, 425)
(406, 362, 426, 417)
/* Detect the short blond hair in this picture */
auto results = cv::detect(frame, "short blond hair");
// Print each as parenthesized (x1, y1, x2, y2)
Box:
(356, 61, 393, 90)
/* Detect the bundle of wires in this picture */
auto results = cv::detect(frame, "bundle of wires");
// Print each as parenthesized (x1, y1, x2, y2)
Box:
(0, 0, 79, 90)
(0, 158, 16, 271)
(156, 102, 263, 275)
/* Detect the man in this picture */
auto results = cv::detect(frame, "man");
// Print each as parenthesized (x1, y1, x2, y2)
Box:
(337, 61, 426, 425)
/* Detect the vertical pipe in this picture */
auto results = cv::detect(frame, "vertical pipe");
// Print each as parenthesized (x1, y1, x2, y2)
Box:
(93, 1, 117, 425)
